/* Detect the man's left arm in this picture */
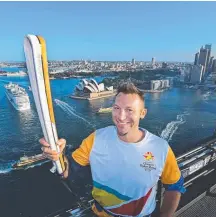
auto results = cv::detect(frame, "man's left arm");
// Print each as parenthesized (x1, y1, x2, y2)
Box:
(160, 183, 182, 217)
(160, 146, 186, 217)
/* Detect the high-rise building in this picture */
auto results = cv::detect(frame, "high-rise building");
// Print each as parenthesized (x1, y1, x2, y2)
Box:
(209, 56, 214, 72)
(162, 62, 168, 68)
(180, 66, 191, 83)
(212, 59, 216, 72)
(198, 46, 208, 76)
(152, 57, 155, 65)
(194, 52, 199, 65)
(132, 58, 135, 65)
(190, 65, 203, 84)
(205, 44, 212, 50)
(205, 44, 212, 72)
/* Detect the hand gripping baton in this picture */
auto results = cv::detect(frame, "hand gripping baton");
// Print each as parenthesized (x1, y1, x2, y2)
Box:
(24, 35, 65, 175)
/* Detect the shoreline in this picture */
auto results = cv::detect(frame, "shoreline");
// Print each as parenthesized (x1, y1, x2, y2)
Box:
(0, 68, 179, 79)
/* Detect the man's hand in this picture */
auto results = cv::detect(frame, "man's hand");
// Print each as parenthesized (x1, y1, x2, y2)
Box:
(39, 138, 66, 161)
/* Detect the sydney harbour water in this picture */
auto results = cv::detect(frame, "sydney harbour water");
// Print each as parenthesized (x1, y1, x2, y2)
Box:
(0, 71, 216, 216)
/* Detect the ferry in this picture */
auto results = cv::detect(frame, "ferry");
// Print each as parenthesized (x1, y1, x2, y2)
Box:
(97, 107, 112, 114)
(5, 82, 30, 111)
(12, 153, 48, 169)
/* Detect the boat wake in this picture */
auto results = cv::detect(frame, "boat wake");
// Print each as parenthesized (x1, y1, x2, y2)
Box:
(160, 112, 190, 142)
(23, 160, 50, 170)
(202, 91, 211, 101)
(55, 99, 95, 128)
(0, 161, 15, 174)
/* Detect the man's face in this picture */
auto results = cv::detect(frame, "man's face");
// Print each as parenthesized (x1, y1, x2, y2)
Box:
(112, 93, 147, 137)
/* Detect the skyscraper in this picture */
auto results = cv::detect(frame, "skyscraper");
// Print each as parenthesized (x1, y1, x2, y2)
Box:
(152, 57, 155, 65)
(132, 58, 135, 65)
(205, 44, 212, 72)
(209, 56, 214, 72)
(212, 59, 216, 72)
(162, 62, 168, 69)
(190, 65, 203, 84)
(194, 52, 199, 65)
(205, 44, 212, 50)
(198, 46, 208, 76)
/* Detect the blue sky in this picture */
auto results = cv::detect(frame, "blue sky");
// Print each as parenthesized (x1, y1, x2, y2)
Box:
(0, 1, 216, 62)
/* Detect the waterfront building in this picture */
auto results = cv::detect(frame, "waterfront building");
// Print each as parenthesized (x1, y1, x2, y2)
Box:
(198, 46, 209, 77)
(73, 78, 114, 100)
(190, 65, 203, 84)
(150, 79, 170, 90)
(180, 66, 191, 83)
(212, 59, 216, 73)
(209, 56, 214, 72)
(162, 62, 168, 69)
(194, 52, 199, 65)
(205, 44, 212, 72)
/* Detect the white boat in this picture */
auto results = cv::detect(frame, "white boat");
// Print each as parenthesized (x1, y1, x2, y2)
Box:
(4, 82, 30, 111)
(12, 153, 48, 169)
(97, 107, 112, 114)
(6, 71, 27, 77)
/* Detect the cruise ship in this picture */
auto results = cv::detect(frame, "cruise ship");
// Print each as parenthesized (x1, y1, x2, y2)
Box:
(5, 83, 30, 111)
(12, 153, 48, 169)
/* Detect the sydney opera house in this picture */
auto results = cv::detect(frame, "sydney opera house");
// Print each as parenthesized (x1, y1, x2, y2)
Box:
(71, 78, 115, 100)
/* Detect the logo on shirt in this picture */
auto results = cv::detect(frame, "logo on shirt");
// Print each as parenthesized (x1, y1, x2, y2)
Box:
(140, 152, 156, 171)
(144, 152, 154, 161)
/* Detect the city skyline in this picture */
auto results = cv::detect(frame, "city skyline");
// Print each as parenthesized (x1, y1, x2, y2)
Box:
(0, 2, 216, 62)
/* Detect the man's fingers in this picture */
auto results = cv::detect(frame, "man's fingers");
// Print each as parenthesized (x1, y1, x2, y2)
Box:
(43, 152, 60, 161)
(39, 138, 50, 147)
(57, 138, 66, 152)
(41, 146, 58, 155)
(39, 138, 66, 161)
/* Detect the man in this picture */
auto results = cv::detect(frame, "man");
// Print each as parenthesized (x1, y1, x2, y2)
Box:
(40, 82, 185, 217)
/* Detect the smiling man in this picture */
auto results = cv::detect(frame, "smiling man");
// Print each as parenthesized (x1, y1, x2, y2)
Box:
(112, 87, 146, 142)
(40, 82, 185, 217)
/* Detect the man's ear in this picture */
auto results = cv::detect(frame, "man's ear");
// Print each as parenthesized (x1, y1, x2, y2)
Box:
(140, 108, 147, 119)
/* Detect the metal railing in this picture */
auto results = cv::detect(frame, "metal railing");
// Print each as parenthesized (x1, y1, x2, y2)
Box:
(48, 135, 216, 217)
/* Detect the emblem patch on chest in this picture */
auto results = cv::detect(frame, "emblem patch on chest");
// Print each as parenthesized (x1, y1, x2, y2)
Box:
(140, 152, 156, 171)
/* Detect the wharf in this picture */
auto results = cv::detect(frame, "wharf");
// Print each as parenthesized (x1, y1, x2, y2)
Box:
(137, 87, 167, 93)
(139, 89, 164, 93)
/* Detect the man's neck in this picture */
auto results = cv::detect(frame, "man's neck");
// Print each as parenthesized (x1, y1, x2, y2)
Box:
(118, 128, 145, 143)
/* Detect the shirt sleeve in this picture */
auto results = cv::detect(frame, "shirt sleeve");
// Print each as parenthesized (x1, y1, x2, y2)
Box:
(71, 131, 95, 166)
(161, 146, 186, 194)
(66, 132, 95, 182)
